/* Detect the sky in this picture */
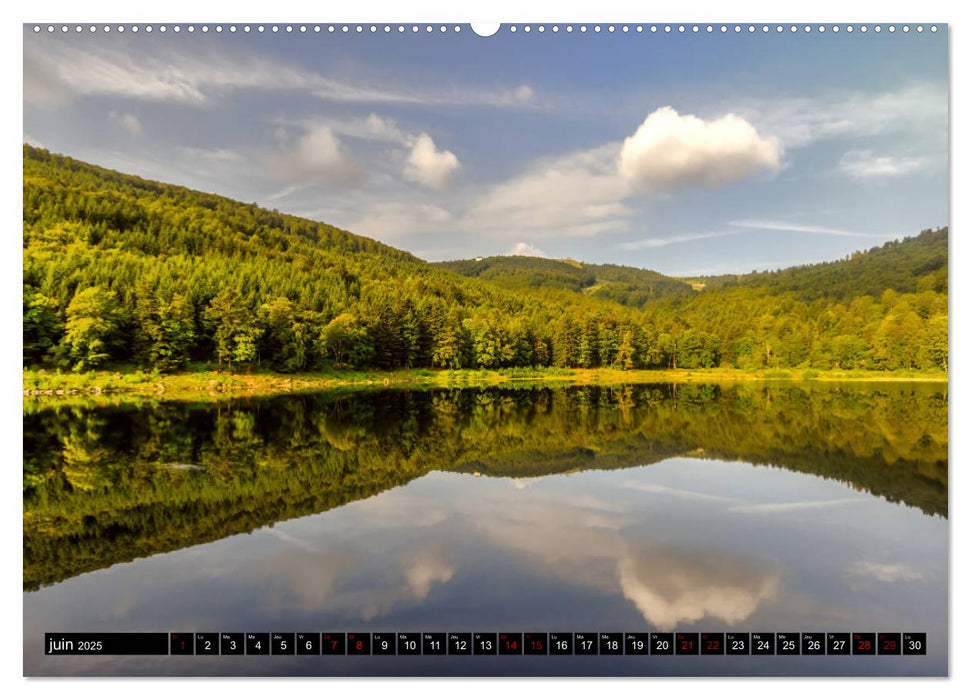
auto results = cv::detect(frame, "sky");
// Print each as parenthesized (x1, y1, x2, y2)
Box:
(23, 23, 948, 276)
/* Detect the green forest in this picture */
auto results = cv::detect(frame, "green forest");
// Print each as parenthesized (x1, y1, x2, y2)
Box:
(23, 145, 949, 375)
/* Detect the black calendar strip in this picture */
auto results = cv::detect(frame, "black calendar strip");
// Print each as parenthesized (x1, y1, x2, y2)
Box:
(45, 632, 926, 656)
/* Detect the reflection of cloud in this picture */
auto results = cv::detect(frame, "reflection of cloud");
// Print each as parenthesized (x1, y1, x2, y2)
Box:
(263, 547, 360, 610)
(351, 493, 450, 529)
(731, 497, 863, 514)
(356, 546, 456, 621)
(258, 530, 455, 621)
(618, 547, 781, 631)
(509, 477, 542, 490)
(845, 561, 924, 583)
(624, 482, 739, 503)
(263, 525, 320, 553)
(404, 549, 456, 600)
(467, 484, 779, 629)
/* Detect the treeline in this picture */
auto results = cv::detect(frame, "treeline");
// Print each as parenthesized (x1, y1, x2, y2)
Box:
(23, 146, 949, 374)
(433, 255, 693, 305)
(698, 228, 948, 301)
(24, 383, 948, 588)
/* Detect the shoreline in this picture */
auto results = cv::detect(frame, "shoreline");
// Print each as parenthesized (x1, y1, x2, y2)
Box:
(23, 367, 949, 403)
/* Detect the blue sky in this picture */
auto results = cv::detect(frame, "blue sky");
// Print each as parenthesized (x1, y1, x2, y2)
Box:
(23, 24, 948, 275)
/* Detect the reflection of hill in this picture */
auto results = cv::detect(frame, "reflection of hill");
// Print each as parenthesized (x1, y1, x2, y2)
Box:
(23, 383, 947, 590)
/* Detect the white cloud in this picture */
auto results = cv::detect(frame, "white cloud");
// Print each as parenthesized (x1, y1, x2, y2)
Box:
(619, 107, 782, 192)
(838, 150, 925, 180)
(348, 201, 454, 240)
(403, 134, 461, 190)
(729, 219, 884, 238)
(508, 242, 548, 257)
(270, 124, 363, 186)
(24, 42, 540, 109)
(177, 146, 245, 164)
(736, 84, 947, 148)
(619, 231, 742, 251)
(469, 143, 630, 239)
(308, 113, 410, 144)
(497, 84, 536, 104)
(363, 114, 409, 143)
(108, 111, 143, 136)
(365, 107, 784, 242)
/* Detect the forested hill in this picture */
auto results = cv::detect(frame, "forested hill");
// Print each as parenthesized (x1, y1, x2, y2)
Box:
(23, 145, 417, 263)
(693, 228, 948, 301)
(23, 146, 948, 374)
(433, 255, 693, 307)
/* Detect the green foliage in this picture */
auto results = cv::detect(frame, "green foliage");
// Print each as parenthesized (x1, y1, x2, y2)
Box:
(22, 146, 948, 375)
(135, 290, 196, 371)
(23, 290, 62, 366)
(203, 289, 263, 368)
(698, 228, 948, 301)
(433, 255, 693, 306)
(319, 313, 371, 368)
(59, 286, 124, 370)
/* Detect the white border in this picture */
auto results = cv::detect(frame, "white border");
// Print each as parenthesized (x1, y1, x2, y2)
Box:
(4, 2, 964, 699)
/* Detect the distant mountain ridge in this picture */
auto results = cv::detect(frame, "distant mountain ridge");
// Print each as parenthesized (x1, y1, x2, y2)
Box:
(436, 227, 947, 307)
(433, 255, 694, 308)
(694, 228, 948, 301)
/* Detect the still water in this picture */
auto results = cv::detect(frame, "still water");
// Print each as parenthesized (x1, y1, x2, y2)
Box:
(23, 382, 948, 675)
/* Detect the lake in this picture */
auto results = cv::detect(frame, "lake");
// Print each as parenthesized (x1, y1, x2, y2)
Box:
(23, 382, 948, 675)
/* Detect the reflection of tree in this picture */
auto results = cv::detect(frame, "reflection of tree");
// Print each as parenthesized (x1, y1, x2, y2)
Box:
(23, 382, 947, 590)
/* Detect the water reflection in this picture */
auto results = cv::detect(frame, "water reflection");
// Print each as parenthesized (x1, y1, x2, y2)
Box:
(24, 455, 947, 676)
(24, 383, 947, 591)
(23, 383, 948, 675)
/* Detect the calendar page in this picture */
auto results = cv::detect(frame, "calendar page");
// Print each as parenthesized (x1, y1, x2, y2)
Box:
(22, 19, 949, 678)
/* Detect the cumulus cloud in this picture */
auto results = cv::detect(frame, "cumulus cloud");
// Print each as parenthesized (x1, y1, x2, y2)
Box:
(403, 133, 461, 190)
(363, 114, 409, 143)
(619, 107, 782, 192)
(466, 108, 781, 242)
(838, 150, 924, 180)
(108, 111, 143, 136)
(508, 242, 548, 257)
(270, 124, 363, 186)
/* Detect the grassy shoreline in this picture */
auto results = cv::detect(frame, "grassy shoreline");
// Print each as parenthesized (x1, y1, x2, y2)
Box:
(23, 366, 948, 402)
